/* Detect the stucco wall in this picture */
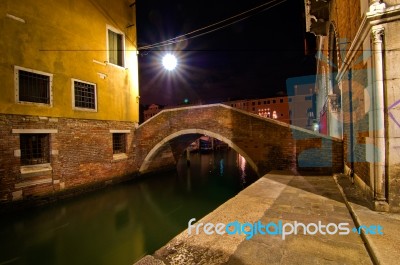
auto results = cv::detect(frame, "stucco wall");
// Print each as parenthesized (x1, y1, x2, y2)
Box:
(0, 0, 139, 122)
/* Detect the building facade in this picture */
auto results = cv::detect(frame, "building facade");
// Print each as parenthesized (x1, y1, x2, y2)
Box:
(0, 0, 139, 203)
(305, 0, 400, 211)
(224, 97, 291, 124)
(143, 104, 163, 121)
(224, 94, 314, 130)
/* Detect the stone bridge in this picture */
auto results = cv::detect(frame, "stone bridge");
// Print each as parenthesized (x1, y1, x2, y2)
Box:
(134, 104, 343, 176)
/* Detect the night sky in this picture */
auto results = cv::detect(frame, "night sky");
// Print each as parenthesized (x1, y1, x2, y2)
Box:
(136, 0, 316, 106)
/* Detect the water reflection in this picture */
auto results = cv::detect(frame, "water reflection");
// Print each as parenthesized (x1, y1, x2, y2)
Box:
(0, 149, 258, 265)
(237, 154, 247, 187)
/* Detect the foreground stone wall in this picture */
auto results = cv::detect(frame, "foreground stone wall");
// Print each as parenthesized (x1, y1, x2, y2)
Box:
(309, 0, 400, 211)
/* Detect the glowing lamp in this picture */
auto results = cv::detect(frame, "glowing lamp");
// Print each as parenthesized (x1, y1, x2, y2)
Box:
(162, 53, 177, 71)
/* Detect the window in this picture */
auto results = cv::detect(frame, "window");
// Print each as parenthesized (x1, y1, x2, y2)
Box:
(272, 100, 276, 104)
(280, 99, 283, 103)
(72, 79, 97, 111)
(267, 100, 270, 104)
(107, 27, 124, 67)
(289, 98, 293, 102)
(20, 134, 50, 165)
(113, 133, 126, 154)
(15, 66, 52, 105)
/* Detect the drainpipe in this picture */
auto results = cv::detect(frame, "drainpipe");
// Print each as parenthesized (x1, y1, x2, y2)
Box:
(348, 69, 355, 183)
(371, 25, 388, 211)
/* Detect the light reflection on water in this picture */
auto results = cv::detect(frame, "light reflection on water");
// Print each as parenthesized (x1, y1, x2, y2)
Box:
(0, 149, 258, 265)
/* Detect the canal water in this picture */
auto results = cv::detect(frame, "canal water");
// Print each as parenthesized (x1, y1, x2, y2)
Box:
(0, 149, 258, 265)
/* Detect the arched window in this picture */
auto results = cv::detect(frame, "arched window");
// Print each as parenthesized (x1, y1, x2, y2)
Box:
(328, 24, 338, 95)
(328, 24, 341, 111)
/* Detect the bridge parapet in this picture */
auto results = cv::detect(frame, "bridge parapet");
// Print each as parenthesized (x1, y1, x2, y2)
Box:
(135, 104, 343, 175)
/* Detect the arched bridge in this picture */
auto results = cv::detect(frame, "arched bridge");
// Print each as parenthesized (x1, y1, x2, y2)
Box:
(134, 104, 343, 176)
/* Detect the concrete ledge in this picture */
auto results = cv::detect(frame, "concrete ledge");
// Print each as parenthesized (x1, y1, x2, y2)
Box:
(334, 173, 400, 265)
(135, 255, 165, 265)
(135, 170, 371, 265)
(112, 153, 128, 161)
(20, 164, 52, 178)
(15, 178, 53, 189)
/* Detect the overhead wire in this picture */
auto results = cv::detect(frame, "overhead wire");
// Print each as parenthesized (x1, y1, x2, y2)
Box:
(138, 0, 287, 51)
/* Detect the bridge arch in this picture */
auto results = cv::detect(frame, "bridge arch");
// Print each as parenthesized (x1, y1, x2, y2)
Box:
(135, 104, 343, 177)
(139, 128, 258, 175)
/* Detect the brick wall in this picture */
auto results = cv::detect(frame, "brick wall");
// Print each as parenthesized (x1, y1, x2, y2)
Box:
(319, 0, 400, 211)
(136, 105, 343, 177)
(1, 105, 344, 209)
(0, 114, 137, 207)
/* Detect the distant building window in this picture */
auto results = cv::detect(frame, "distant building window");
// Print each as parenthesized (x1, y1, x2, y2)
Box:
(289, 98, 293, 102)
(272, 100, 276, 104)
(15, 66, 52, 105)
(280, 99, 283, 103)
(264, 101, 267, 104)
(305, 96, 312, 100)
(107, 26, 125, 67)
(231, 104, 234, 107)
(267, 100, 270, 104)
(252, 107, 255, 111)
(252, 102, 255, 106)
(73, 79, 97, 111)
(20, 134, 50, 165)
(258, 102, 261, 105)
(113, 133, 126, 154)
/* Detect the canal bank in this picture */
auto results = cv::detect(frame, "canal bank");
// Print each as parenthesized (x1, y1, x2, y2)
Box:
(136, 170, 373, 265)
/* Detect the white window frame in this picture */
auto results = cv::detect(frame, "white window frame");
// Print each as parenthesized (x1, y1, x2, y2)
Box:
(110, 130, 130, 161)
(71, 78, 98, 112)
(106, 25, 126, 68)
(14, 66, 53, 106)
(12, 129, 58, 179)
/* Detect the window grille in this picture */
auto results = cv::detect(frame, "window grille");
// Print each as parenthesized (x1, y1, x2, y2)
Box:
(74, 81, 96, 109)
(18, 70, 50, 104)
(113, 133, 126, 154)
(20, 134, 50, 165)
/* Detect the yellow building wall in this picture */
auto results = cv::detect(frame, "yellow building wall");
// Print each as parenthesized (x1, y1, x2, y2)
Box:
(0, 0, 139, 122)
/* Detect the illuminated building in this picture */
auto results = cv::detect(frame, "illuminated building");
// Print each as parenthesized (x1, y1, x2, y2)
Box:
(0, 0, 139, 202)
(305, 0, 400, 212)
(224, 94, 313, 130)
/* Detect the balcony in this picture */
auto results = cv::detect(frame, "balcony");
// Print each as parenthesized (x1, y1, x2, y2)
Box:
(304, 0, 330, 36)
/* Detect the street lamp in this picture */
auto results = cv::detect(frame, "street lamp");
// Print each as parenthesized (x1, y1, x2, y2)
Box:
(162, 53, 177, 71)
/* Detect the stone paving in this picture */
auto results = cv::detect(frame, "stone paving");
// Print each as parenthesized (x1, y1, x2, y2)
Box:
(135, 171, 373, 265)
(335, 174, 400, 265)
